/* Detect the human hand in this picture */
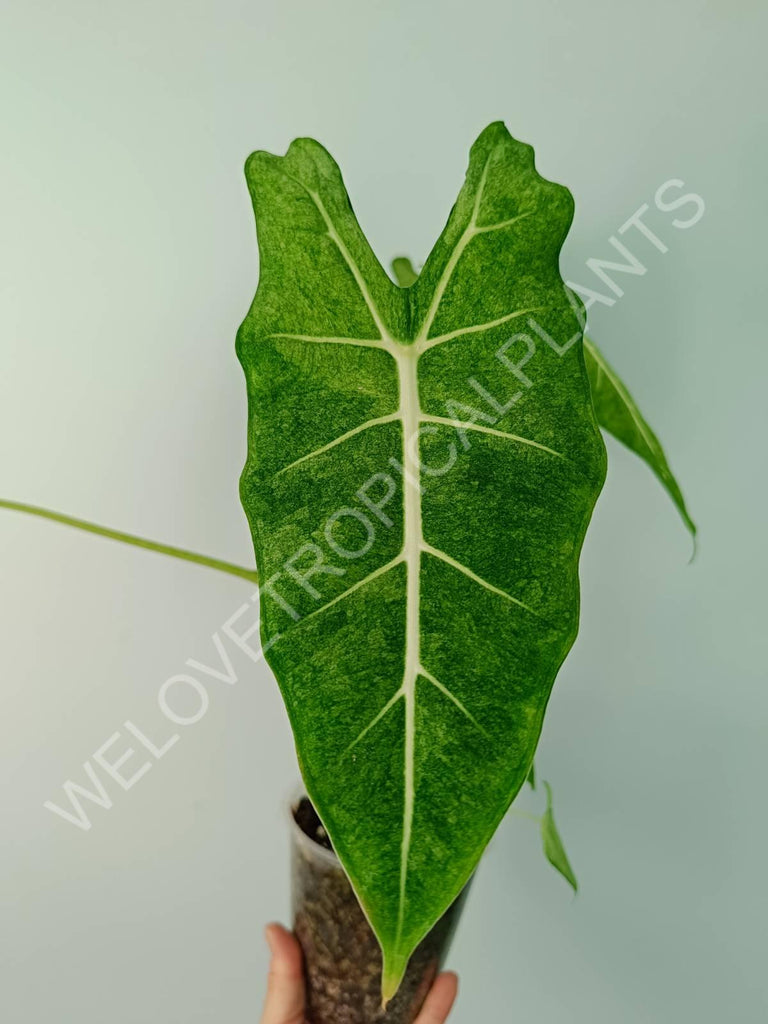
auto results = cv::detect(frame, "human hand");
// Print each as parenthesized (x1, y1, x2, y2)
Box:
(260, 923, 459, 1024)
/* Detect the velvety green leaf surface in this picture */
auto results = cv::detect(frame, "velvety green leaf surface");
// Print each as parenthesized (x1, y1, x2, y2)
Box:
(396, 277, 695, 544)
(540, 781, 578, 892)
(237, 123, 605, 998)
(584, 337, 696, 540)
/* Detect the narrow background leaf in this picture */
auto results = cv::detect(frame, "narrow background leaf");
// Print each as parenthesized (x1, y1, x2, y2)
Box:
(541, 781, 578, 893)
(584, 336, 696, 542)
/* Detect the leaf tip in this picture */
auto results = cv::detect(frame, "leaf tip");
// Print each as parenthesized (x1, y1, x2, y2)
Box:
(243, 148, 273, 176)
(381, 954, 408, 1007)
(687, 525, 699, 564)
(477, 118, 509, 143)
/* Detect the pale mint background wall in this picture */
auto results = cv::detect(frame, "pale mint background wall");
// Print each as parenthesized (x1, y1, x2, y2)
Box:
(1, 1, 765, 1021)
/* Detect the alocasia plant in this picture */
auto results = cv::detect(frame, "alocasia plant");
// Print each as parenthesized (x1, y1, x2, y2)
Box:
(0, 121, 695, 1003)
(235, 122, 607, 997)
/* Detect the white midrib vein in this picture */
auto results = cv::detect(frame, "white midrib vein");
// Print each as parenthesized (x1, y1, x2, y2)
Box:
(283, 155, 516, 954)
(397, 342, 420, 947)
(284, 180, 421, 949)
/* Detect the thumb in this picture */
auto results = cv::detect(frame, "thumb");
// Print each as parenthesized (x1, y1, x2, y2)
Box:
(414, 972, 459, 1024)
(261, 924, 306, 1024)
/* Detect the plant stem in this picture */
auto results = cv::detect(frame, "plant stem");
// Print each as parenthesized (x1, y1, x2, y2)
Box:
(0, 499, 259, 584)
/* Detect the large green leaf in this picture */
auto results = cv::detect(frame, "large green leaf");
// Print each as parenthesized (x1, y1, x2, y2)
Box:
(584, 337, 696, 540)
(236, 122, 606, 999)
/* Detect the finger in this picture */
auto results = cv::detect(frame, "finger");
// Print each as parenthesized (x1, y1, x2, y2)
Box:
(261, 923, 306, 1024)
(414, 971, 459, 1024)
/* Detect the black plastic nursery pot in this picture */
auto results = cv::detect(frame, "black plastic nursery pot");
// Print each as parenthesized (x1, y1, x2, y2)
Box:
(291, 795, 469, 1024)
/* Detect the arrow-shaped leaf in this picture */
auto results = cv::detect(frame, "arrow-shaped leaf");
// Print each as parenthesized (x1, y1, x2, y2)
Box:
(584, 337, 696, 540)
(237, 123, 605, 999)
